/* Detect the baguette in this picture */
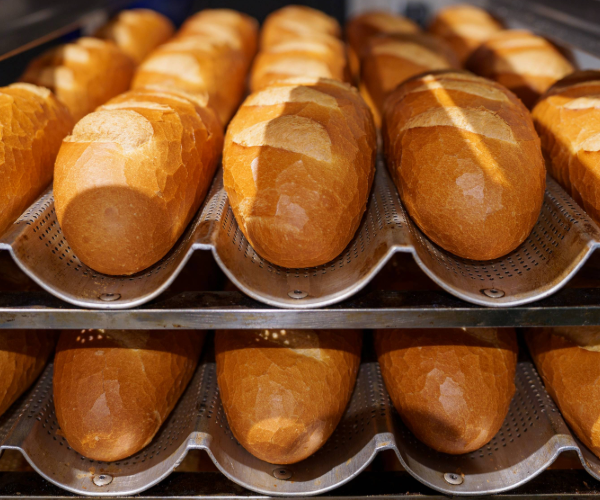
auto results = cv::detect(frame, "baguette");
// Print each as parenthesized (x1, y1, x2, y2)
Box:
(95, 9, 174, 64)
(359, 33, 459, 126)
(467, 30, 575, 108)
(428, 4, 503, 65)
(532, 70, 600, 222)
(0, 331, 57, 417)
(250, 35, 349, 91)
(223, 77, 376, 268)
(526, 327, 600, 458)
(54, 87, 222, 276)
(375, 328, 517, 454)
(215, 329, 362, 464)
(260, 5, 341, 49)
(0, 83, 73, 237)
(382, 71, 545, 260)
(346, 10, 420, 80)
(21, 38, 135, 122)
(133, 10, 257, 125)
(54, 329, 204, 462)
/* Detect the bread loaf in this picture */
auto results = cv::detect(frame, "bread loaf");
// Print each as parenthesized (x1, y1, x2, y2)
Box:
(54, 87, 222, 275)
(215, 329, 362, 464)
(359, 33, 459, 125)
(0, 83, 73, 237)
(375, 328, 517, 454)
(21, 38, 135, 122)
(428, 5, 503, 65)
(178, 9, 258, 62)
(250, 34, 349, 91)
(383, 71, 545, 260)
(260, 6, 341, 49)
(223, 77, 376, 268)
(346, 10, 420, 80)
(526, 327, 600, 458)
(467, 30, 575, 108)
(54, 329, 204, 462)
(532, 70, 600, 222)
(0, 331, 56, 417)
(133, 9, 257, 125)
(95, 8, 174, 64)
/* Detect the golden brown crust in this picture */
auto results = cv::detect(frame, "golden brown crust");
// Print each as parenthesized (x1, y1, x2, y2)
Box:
(466, 30, 575, 108)
(375, 328, 517, 454)
(223, 77, 376, 268)
(54, 329, 205, 462)
(215, 329, 362, 464)
(382, 70, 546, 260)
(428, 4, 503, 65)
(346, 10, 420, 80)
(525, 327, 600, 458)
(0, 331, 57, 417)
(21, 38, 135, 122)
(0, 83, 73, 237)
(359, 32, 460, 126)
(54, 87, 223, 275)
(532, 70, 600, 223)
(133, 9, 257, 124)
(260, 6, 341, 49)
(95, 9, 175, 64)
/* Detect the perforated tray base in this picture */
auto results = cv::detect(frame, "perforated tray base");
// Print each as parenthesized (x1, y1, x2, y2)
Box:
(1, 159, 599, 309)
(1, 347, 600, 497)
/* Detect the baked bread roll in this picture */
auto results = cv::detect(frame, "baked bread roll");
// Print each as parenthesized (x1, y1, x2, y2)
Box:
(21, 38, 135, 122)
(54, 87, 222, 275)
(54, 329, 204, 462)
(383, 71, 545, 260)
(346, 10, 420, 80)
(132, 9, 257, 125)
(94, 8, 174, 64)
(526, 327, 600, 458)
(178, 9, 258, 62)
(0, 83, 73, 237)
(428, 4, 503, 65)
(467, 30, 575, 108)
(223, 77, 376, 268)
(215, 329, 362, 464)
(375, 328, 517, 454)
(250, 34, 349, 91)
(359, 33, 460, 126)
(532, 70, 600, 222)
(0, 331, 56, 417)
(260, 5, 341, 49)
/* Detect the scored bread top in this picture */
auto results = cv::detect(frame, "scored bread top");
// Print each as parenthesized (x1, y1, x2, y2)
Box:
(0, 83, 73, 236)
(223, 77, 376, 269)
(359, 32, 460, 125)
(260, 5, 341, 49)
(532, 70, 600, 223)
(20, 37, 135, 122)
(94, 8, 175, 64)
(383, 71, 545, 260)
(53, 87, 222, 275)
(467, 30, 575, 108)
(428, 4, 503, 64)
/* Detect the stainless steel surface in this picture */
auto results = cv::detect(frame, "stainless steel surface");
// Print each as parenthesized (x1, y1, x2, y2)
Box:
(2, 347, 600, 497)
(2, 161, 599, 310)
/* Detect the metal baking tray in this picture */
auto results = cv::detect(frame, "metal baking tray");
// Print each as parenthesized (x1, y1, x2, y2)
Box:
(1, 157, 599, 310)
(1, 343, 600, 497)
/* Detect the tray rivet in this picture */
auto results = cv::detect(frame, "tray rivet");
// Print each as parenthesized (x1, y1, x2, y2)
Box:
(98, 293, 121, 302)
(288, 290, 308, 299)
(481, 288, 505, 299)
(443, 472, 463, 485)
(92, 474, 113, 487)
(273, 467, 292, 480)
